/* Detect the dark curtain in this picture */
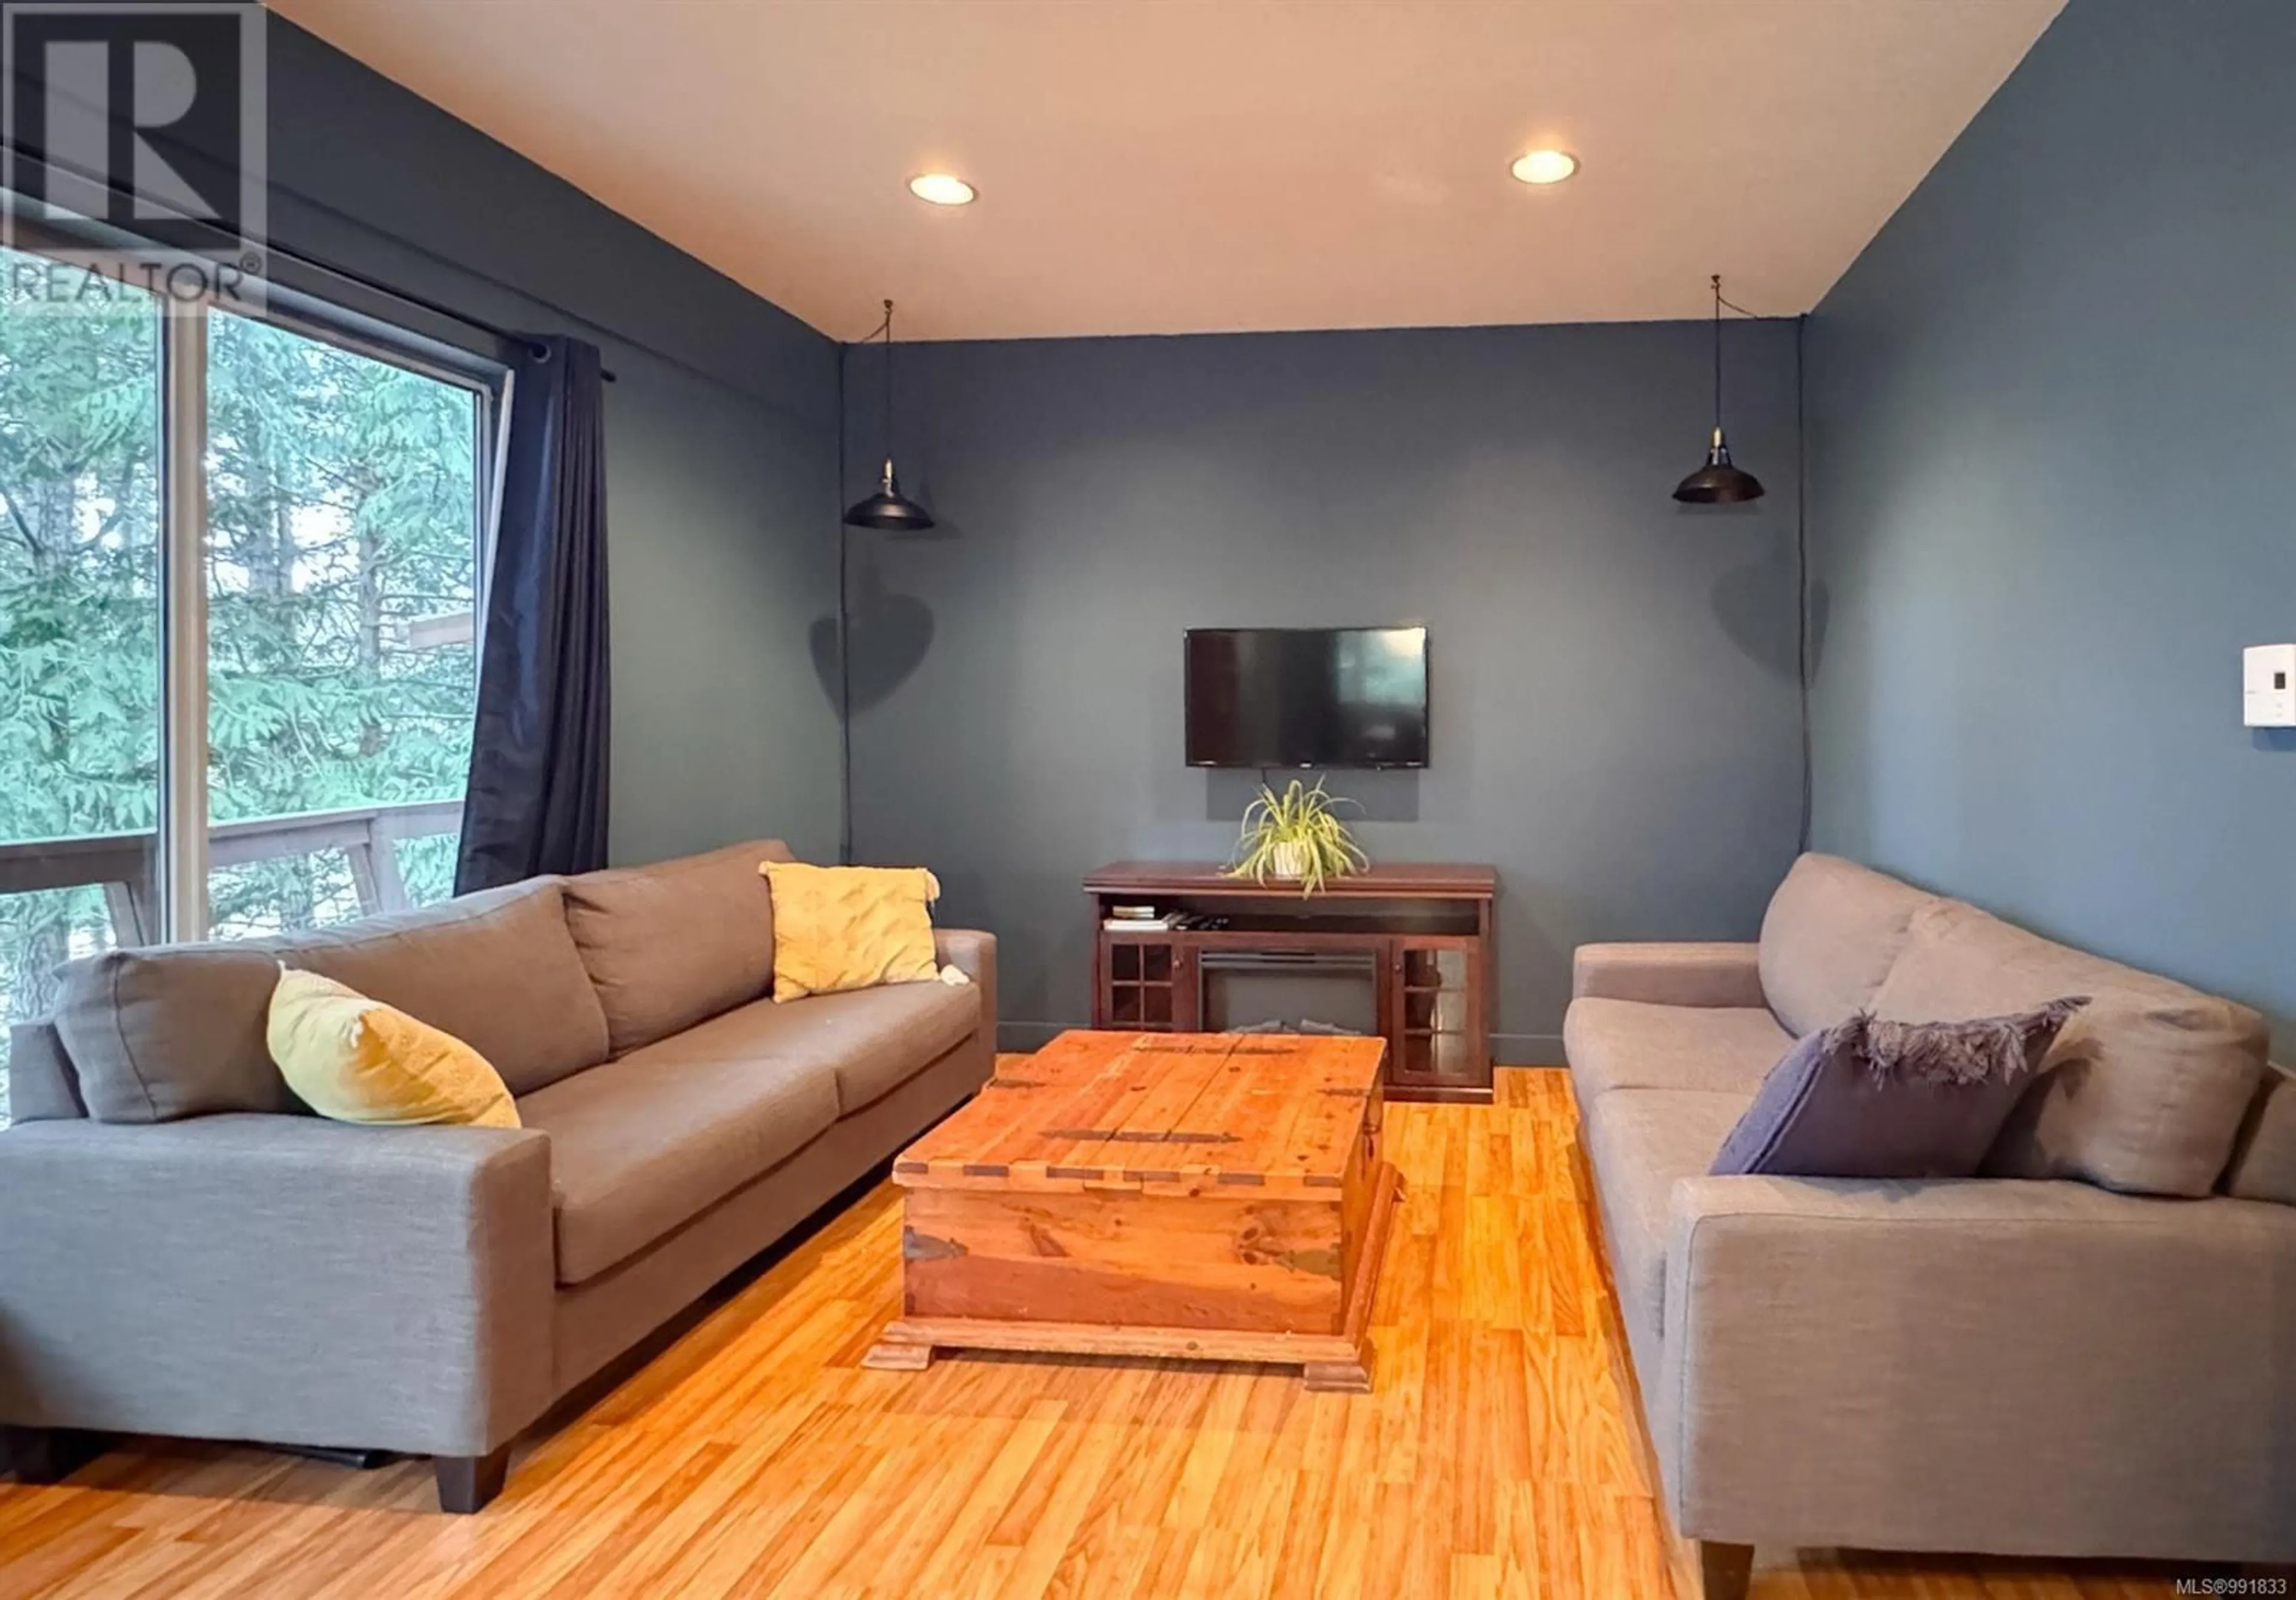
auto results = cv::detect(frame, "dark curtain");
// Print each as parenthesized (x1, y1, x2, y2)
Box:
(454, 335, 610, 893)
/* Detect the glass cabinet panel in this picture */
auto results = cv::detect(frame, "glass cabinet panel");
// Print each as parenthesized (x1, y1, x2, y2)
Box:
(1397, 942, 1474, 1083)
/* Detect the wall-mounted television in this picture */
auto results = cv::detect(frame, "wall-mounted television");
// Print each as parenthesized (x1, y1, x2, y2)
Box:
(1184, 626, 1429, 770)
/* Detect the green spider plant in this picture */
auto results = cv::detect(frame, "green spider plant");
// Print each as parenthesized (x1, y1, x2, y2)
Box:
(1223, 778, 1370, 896)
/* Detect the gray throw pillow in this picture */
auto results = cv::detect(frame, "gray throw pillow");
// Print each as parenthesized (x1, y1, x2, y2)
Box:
(1711, 999, 2089, 1179)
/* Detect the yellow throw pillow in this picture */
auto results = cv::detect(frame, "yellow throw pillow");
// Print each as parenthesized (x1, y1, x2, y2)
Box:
(267, 967, 520, 1129)
(759, 862, 941, 1001)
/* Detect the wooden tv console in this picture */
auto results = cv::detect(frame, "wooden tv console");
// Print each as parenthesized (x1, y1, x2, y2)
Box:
(1085, 861, 1498, 1103)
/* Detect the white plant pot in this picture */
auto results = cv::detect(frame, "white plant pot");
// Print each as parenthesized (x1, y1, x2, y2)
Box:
(1269, 840, 1311, 880)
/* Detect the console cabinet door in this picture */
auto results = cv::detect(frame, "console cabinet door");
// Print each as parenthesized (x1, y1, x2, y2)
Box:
(1387, 936, 1487, 1094)
(1098, 936, 1199, 1032)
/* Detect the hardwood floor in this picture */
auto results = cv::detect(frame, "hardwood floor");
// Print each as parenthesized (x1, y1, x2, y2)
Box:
(0, 1065, 2178, 1599)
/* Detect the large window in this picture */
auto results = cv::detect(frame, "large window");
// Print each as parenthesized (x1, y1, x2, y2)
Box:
(0, 246, 497, 1115)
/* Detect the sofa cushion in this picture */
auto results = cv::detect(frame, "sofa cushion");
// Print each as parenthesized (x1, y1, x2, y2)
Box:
(273, 880, 610, 1098)
(1580, 1088, 1750, 1387)
(53, 880, 609, 1122)
(1758, 854, 1940, 1036)
(1873, 900, 2268, 1197)
(634, 982, 981, 1117)
(563, 838, 794, 1057)
(518, 1049, 839, 1285)
(55, 945, 293, 1122)
(761, 863, 942, 1001)
(267, 968, 519, 1129)
(4, 1020, 86, 1122)
(2224, 1065, 2296, 1206)
(1564, 999, 1793, 1101)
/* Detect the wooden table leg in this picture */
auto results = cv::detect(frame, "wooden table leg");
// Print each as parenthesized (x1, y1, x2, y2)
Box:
(1302, 1341, 1374, 1393)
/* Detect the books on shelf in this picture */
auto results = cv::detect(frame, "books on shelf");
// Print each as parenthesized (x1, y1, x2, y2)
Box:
(1101, 909, 1227, 933)
(1106, 905, 1168, 932)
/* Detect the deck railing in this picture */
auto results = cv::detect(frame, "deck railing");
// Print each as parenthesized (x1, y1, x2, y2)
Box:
(0, 798, 465, 943)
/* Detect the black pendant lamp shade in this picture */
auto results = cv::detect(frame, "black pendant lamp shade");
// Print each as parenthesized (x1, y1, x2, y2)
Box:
(844, 298, 936, 530)
(843, 459, 936, 533)
(1674, 274, 1765, 505)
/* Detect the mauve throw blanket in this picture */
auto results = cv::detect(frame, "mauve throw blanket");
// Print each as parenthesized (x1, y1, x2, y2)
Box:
(1711, 999, 2090, 1179)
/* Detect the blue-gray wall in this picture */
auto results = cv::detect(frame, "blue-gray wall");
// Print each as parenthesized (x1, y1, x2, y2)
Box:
(258, 20, 844, 865)
(844, 321, 1805, 1056)
(1808, 0, 2296, 1040)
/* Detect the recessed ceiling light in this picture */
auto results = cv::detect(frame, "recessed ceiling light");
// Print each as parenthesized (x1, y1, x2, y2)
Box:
(1510, 149, 1579, 186)
(908, 173, 976, 206)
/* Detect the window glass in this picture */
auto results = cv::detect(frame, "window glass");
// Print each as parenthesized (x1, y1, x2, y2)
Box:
(203, 311, 481, 939)
(0, 251, 162, 1118)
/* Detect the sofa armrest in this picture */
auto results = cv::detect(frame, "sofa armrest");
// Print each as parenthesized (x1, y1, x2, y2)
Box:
(0, 1114, 554, 1458)
(1571, 942, 1764, 1007)
(935, 928, 998, 1045)
(1654, 1174, 2296, 1562)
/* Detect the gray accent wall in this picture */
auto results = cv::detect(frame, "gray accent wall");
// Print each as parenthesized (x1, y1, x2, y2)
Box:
(257, 21, 844, 866)
(1808, 0, 2296, 1039)
(843, 321, 1804, 1057)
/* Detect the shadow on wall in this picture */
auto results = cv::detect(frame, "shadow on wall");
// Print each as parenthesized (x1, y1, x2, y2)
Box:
(1711, 540, 1829, 684)
(810, 545, 938, 715)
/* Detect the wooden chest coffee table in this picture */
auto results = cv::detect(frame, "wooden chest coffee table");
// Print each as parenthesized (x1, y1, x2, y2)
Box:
(865, 1030, 1401, 1390)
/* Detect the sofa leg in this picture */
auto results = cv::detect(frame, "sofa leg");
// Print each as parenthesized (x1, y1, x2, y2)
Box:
(2, 1425, 106, 1485)
(1696, 1540, 1754, 1600)
(434, 1446, 509, 1513)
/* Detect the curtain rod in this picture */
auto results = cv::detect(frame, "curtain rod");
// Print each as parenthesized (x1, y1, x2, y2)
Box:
(4, 145, 618, 382)
(258, 233, 618, 382)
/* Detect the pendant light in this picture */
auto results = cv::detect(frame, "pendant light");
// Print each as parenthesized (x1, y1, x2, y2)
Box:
(843, 298, 936, 530)
(1672, 274, 1765, 505)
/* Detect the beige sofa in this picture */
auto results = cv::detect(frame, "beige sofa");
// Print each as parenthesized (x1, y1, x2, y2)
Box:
(1566, 854, 2296, 1598)
(0, 839, 995, 1512)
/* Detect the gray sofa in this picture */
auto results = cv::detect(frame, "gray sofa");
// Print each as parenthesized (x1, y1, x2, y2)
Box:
(1566, 853, 2296, 1598)
(0, 838, 995, 1512)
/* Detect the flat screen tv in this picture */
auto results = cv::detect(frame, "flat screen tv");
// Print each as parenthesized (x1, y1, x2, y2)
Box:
(1185, 626, 1429, 769)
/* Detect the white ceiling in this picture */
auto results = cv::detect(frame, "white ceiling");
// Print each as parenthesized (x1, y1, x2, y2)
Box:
(269, 0, 2062, 343)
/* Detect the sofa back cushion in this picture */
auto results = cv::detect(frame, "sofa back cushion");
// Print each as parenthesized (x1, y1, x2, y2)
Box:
(1871, 899, 2268, 1196)
(2223, 1065, 2296, 1206)
(562, 838, 795, 1057)
(1758, 854, 1938, 1036)
(56, 946, 287, 1122)
(54, 878, 610, 1121)
(271, 879, 609, 1097)
(5, 1019, 88, 1121)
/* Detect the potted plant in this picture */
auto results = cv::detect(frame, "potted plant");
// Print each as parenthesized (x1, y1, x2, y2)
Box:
(1225, 778, 1369, 895)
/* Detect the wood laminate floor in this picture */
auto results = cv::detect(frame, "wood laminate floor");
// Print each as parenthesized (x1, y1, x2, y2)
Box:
(0, 1065, 2184, 1598)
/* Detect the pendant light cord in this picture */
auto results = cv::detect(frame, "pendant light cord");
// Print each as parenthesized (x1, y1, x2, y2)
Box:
(1794, 313, 1812, 853)
(1710, 275, 1723, 432)
(842, 299, 900, 865)
(1709, 274, 1763, 433)
(874, 298, 896, 472)
(836, 344, 854, 865)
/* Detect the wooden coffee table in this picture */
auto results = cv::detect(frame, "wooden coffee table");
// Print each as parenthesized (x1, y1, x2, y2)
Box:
(864, 1030, 1402, 1390)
